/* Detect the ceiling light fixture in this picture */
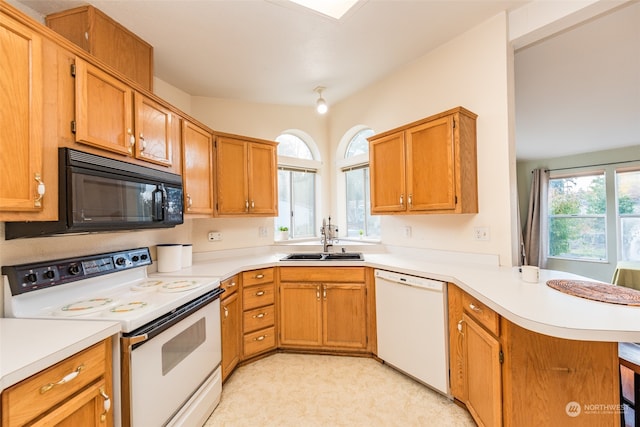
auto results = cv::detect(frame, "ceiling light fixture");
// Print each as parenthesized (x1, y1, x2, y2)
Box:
(287, 0, 360, 20)
(315, 86, 328, 114)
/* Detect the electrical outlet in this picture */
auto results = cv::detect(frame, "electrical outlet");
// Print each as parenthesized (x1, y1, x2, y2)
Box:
(473, 227, 490, 241)
(403, 226, 412, 238)
(259, 226, 268, 238)
(208, 231, 223, 242)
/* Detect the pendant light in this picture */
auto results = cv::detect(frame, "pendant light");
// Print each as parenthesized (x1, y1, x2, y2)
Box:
(314, 86, 328, 114)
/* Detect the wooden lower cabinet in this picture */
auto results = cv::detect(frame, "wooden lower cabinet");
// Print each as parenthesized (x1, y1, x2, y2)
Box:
(449, 283, 621, 427)
(279, 267, 368, 351)
(220, 275, 241, 382)
(1, 338, 113, 427)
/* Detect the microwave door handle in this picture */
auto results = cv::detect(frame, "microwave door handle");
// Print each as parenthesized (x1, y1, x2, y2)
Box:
(152, 185, 165, 221)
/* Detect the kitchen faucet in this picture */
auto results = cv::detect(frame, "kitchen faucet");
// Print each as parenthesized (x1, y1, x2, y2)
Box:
(320, 216, 338, 252)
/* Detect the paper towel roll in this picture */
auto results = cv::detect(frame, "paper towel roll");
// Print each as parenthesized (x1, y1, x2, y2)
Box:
(182, 244, 193, 268)
(157, 244, 182, 272)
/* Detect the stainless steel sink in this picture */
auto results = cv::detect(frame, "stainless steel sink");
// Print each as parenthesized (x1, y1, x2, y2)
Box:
(280, 252, 364, 261)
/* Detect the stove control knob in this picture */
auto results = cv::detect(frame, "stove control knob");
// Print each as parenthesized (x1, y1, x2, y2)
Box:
(44, 270, 55, 280)
(115, 257, 126, 266)
(26, 273, 38, 283)
(131, 255, 140, 262)
(68, 264, 81, 275)
(140, 254, 148, 261)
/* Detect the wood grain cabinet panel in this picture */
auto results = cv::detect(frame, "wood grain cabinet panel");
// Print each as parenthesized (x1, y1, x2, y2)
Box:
(0, 12, 53, 220)
(45, 5, 153, 91)
(369, 106, 477, 214)
(182, 119, 214, 215)
(221, 287, 241, 382)
(241, 268, 276, 359)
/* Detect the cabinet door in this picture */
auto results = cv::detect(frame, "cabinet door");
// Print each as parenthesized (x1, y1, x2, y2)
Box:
(248, 142, 277, 215)
(134, 92, 172, 166)
(0, 14, 46, 217)
(407, 116, 455, 211)
(74, 58, 134, 156)
(221, 292, 241, 382)
(216, 137, 249, 215)
(463, 313, 502, 427)
(279, 283, 322, 347)
(182, 120, 213, 215)
(369, 131, 406, 213)
(323, 284, 367, 349)
(29, 380, 111, 427)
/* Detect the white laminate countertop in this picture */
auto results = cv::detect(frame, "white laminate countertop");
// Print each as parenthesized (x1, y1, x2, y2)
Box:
(0, 318, 120, 393)
(161, 245, 640, 342)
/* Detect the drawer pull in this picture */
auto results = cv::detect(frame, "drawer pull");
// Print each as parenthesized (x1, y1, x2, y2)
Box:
(99, 386, 111, 422)
(551, 367, 572, 373)
(34, 173, 45, 208)
(228, 281, 237, 288)
(254, 334, 267, 341)
(39, 364, 85, 394)
(255, 290, 266, 296)
(457, 319, 464, 335)
(253, 312, 266, 319)
(255, 274, 265, 279)
(224, 306, 229, 318)
(469, 303, 482, 313)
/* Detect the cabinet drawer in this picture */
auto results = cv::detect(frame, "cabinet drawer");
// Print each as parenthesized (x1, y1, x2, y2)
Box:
(279, 267, 365, 282)
(242, 268, 274, 286)
(243, 283, 275, 310)
(2, 339, 108, 427)
(243, 305, 275, 333)
(243, 326, 276, 357)
(462, 293, 499, 336)
(221, 275, 239, 298)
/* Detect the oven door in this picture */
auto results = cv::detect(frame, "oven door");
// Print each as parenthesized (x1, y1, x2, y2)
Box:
(123, 297, 221, 426)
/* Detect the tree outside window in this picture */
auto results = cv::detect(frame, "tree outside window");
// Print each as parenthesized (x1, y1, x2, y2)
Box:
(616, 170, 640, 261)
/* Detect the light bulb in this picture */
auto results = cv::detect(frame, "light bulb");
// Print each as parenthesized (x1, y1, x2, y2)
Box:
(316, 97, 328, 114)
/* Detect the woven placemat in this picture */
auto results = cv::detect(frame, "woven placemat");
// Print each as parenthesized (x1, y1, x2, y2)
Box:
(546, 279, 640, 306)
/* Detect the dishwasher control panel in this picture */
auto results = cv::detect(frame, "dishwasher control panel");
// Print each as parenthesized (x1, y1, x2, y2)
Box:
(374, 269, 443, 291)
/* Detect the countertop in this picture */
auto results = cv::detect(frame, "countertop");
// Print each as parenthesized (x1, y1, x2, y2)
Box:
(165, 245, 640, 342)
(0, 318, 120, 392)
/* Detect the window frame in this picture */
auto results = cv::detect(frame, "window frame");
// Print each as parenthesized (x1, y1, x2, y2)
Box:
(615, 167, 640, 262)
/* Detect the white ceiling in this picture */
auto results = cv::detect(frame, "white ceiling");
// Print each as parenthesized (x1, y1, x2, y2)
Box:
(10, 0, 640, 161)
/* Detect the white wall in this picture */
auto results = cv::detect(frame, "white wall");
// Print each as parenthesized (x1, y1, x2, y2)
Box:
(329, 13, 515, 266)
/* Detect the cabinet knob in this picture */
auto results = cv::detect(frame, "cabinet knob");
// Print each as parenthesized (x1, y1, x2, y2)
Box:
(400, 194, 404, 206)
(34, 173, 45, 208)
(469, 303, 482, 313)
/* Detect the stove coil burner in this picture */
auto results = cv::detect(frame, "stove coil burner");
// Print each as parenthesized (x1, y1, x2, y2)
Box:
(131, 280, 164, 291)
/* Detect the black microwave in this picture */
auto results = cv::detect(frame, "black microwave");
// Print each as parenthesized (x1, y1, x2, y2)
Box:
(5, 149, 184, 239)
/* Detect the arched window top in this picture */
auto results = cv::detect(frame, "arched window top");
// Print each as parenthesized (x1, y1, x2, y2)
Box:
(276, 133, 314, 160)
(345, 128, 374, 158)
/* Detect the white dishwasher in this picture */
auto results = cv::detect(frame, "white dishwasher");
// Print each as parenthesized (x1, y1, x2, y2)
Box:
(375, 269, 448, 395)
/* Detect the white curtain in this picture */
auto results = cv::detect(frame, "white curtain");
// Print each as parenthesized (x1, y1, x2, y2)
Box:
(523, 168, 549, 268)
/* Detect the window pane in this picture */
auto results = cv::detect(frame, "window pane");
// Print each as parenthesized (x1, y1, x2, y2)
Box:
(364, 168, 380, 237)
(346, 169, 365, 237)
(277, 170, 291, 231)
(292, 171, 315, 237)
(617, 170, 640, 214)
(548, 173, 606, 261)
(620, 218, 640, 261)
(549, 217, 606, 260)
(345, 129, 374, 158)
(276, 134, 313, 159)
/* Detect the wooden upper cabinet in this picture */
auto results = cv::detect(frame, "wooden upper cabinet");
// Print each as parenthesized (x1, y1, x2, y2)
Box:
(74, 57, 174, 167)
(74, 58, 134, 156)
(0, 12, 54, 220)
(215, 134, 278, 217)
(46, 5, 153, 91)
(134, 93, 173, 166)
(369, 107, 478, 214)
(182, 119, 214, 216)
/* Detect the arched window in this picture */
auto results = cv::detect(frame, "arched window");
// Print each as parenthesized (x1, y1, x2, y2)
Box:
(340, 128, 380, 238)
(275, 131, 320, 239)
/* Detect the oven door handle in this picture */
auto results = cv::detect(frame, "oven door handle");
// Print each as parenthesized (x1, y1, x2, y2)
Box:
(123, 333, 148, 350)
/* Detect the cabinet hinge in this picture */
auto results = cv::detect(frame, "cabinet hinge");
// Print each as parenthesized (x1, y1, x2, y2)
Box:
(499, 350, 504, 364)
(70, 120, 76, 134)
(70, 63, 76, 77)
